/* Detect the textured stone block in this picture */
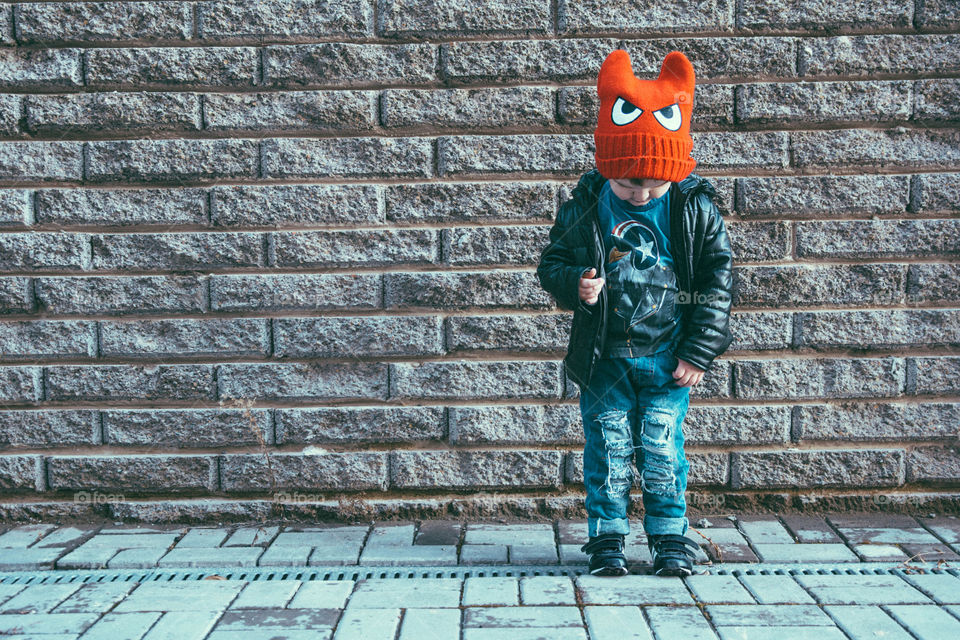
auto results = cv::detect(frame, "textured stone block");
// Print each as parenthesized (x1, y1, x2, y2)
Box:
(444, 225, 551, 266)
(385, 181, 555, 224)
(796, 219, 960, 258)
(449, 404, 582, 444)
(0, 410, 99, 449)
(86, 46, 260, 88)
(100, 318, 268, 358)
(0, 141, 83, 182)
(693, 132, 789, 170)
(684, 405, 790, 445)
(46, 364, 215, 402)
(211, 273, 381, 312)
(558, 0, 733, 34)
(732, 263, 907, 308)
(87, 139, 259, 181)
(735, 357, 905, 399)
(438, 134, 593, 176)
(25, 92, 201, 135)
(273, 228, 438, 267)
(47, 454, 216, 492)
(914, 357, 960, 394)
(907, 447, 960, 482)
(36, 187, 207, 226)
(738, 1, 913, 32)
(796, 309, 960, 349)
(198, 0, 372, 40)
(799, 34, 960, 76)
(390, 360, 562, 399)
(384, 87, 554, 128)
(732, 449, 905, 488)
(265, 42, 436, 86)
(220, 452, 389, 491)
(391, 450, 562, 489)
(737, 174, 911, 217)
(0, 455, 41, 491)
(262, 136, 432, 179)
(727, 220, 790, 262)
(212, 184, 381, 227)
(914, 78, 960, 121)
(385, 271, 554, 310)
(218, 362, 388, 401)
(911, 173, 960, 212)
(15, 1, 192, 44)
(277, 406, 443, 444)
(736, 81, 911, 124)
(274, 315, 443, 358)
(204, 90, 377, 132)
(441, 38, 618, 83)
(102, 408, 271, 448)
(794, 128, 960, 170)
(0, 48, 83, 90)
(93, 232, 264, 270)
(447, 314, 571, 353)
(0, 319, 96, 360)
(795, 402, 960, 442)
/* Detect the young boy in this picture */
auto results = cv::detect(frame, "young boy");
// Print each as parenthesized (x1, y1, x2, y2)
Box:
(536, 49, 734, 576)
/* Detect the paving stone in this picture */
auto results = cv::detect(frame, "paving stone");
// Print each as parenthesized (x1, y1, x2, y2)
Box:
(823, 604, 915, 640)
(287, 581, 354, 609)
(174, 528, 229, 548)
(33, 526, 96, 548)
(705, 604, 835, 626)
(899, 574, 960, 604)
(625, 543, 654, 566)
(737, 575, 816, 604)
(685, 575, 756, 603)
(51, 583, 136, 613)
(229, 580, 301, 609)
(272, 529, 368, 548)
(0, 613, 99, 635)
(752, 544, 858, 563)
(346, 578, 461, 608)
(557, 520, 588, 544)
(208, 631, 329, 640)
(780, 515, 843, 543)
(414, 520, 461, 545)
(215, 608, 341, 631)
(309, 545, 362, 565)
(223, 526, 279, 547)
(156, 546, 263, 567)
(113, 581, 245, 612)
(463, 605, 583, 628)
(899, 543, 960, 562)
(644, 606, 719, 640)
(77, 612, 161, 640)
(80, 534, 180, 549)
(258, 545, 311, 566)
(737, 519, 795, 544)
(461, 543, 509, 564)
(108, 547, 168, 568)
(715, 627, 848, 639)
(465, 523, 555, 546)
(693, 516, 740, 528)
(364, 523, 415, 547)
(793, 574, 931, 605)
(583, 605, 653, 639)
(508, 543, 558, 564)
(0, 584, 82, 613)
(0, 546, 67, 570)
(520, 576, 576, 605)
(359, 543, 457, 565)
(885, 604, 960, 639)
(0, 524, 57, 547)
(142, 610, 222, 640)
(837, 527, 942, 545)
(559, 543, 586, 565)
(56, 546, 118, 569)
(97, 527, 181, 534)
(332, 607, 400, 640)
(0, 584, 25, 606)
(398, 608, 462, 640)
(852, 543, 910, 561)
(463, 577, 519, 606)
(576, 575, 695, 605)
(920, 516, 960, 543)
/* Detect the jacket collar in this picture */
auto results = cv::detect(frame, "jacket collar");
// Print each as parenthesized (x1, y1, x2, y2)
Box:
(571, 168, 714, 205)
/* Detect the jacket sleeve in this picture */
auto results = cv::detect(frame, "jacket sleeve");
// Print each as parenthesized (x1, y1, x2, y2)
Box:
(536, 199, 593, 312)
(674, 193, 734, 371)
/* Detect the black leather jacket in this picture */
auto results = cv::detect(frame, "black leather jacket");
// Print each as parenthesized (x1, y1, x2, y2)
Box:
(536, 168, 734, 389)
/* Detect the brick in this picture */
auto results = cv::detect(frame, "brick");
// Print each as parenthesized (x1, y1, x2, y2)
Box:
(736, 81, 911, 124)
(100, 318, 268, 358)
(198, 0, 371, 39)
(732, 264, 907, 308)
(385, 181, 555, 224)
(727, 220, 790, 262)
(446, 314, 570, 353)
(384, 87, 554, 129)
(0, 189, 30, 225)
(914, 78, 960, 121)
(0, 546, 65, 570)
(899, 574, 960, 604)
(0, 47, 83, 90)
(910, 173, 960, 212)
(907, 446, 960, 482)
(464, 605, 582, 628)
(205, 89, 376, 133)
(461, 544, 509, 564)
(444, 225, 551, 266)
(103, 408, 270, 448)
(558, 0, 733, 34)
(107, 547, 167, 568)
(258, 545, 310, 566)
(792, 128, 960, 170)
(87, 139, 259, 182)
(684, 405, 790, 445)
(47, 454, 216, 492)
(0, 140, 83, 182)
(265, 42, 436, 87)
(390, 360, 562, 399)
(916, 0, 960, 28)
(277, 406, 443, 444)
(15, 2, 192, 44)
(0, 583, 81, 613)
(448, 404, 582, 444)
(794, 401, 960, 441)
(415, 520, 461, 545)
(732, 449, 904, 488)
(275, 228, 437, 267)
(797, 219, 960, 259)
(263, 136, 432, 179)
(737, 174, 911, 217)
(0, 523, 57, 547)
(0, 454, 41, 491)
(46, 364, 215, 401)
(797, 309, 960, 349)
(799, 34, 960, 77)
(622, 36, 795, 81)
(218, 362, 387, 401)
(93, 232, 264, 270)
(220, 452, 388, 491)
(26, 91, 200, 135)
(0, 231, 88, 270)
(914, 356, 960, 394)
(211, 273, 381, 312)
(779, 515, 842, 543)
(380, 0, 548, 37)
(35, 187, 207, 226)
(685, 575, 755, 604)
(143, 610, 222, 640)
(738, 1, 912, 32)
(736, 357, 904, 399)
(0, 409, 99, 448)
(331, 607, 400, 639)
(392, 450, 562, 489)
(438, 133, 593, 176)
(736, 518, 795, 544)
(37, 275, 204, 315)
(86, 46, 259, 88)
(212, 183, 381, 227)
(693, 132, 789, 170)
(0, 365, 42, 403)
(441, 38, 618, 83)
(275, 315, 442, 358)
(385, 271, 554, 310)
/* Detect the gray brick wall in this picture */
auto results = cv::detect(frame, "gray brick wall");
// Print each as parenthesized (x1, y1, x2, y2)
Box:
(1, 0, 958, 523)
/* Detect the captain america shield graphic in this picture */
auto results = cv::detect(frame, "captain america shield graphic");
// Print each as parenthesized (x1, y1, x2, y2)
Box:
(609, 220, 659, 270)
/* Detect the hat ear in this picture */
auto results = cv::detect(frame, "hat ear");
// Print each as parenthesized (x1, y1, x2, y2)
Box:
(597, 49, 636, 98)
(658, 51, 695, 100)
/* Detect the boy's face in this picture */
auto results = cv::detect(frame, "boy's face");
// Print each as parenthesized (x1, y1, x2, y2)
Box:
(608, 177, 671, 207)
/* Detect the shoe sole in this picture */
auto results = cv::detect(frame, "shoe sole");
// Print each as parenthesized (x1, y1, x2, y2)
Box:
(590, 566, 628, 576)
(654, 566, 692, 576)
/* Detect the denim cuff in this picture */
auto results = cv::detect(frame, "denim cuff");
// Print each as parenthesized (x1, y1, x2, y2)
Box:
(587, 516, 631, 538)
(643, 514, 689, 537)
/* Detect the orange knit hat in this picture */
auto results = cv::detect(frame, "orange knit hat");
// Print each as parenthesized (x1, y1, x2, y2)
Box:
(594, 49, 697, 183)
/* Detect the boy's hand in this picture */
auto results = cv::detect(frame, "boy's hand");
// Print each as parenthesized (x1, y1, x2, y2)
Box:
(578, 268, 604, 305)
(672, 357, 705, 387)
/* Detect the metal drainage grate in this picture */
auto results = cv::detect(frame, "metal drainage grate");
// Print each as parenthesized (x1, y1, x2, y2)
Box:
(0, 563, 955, 585)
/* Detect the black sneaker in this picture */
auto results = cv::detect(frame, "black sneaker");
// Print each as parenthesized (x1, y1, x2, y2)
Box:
(647, 534, 698, 576)
(580, 533, 628, 576)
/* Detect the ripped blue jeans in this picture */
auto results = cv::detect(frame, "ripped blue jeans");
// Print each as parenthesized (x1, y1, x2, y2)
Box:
(579, 347, 691, 538)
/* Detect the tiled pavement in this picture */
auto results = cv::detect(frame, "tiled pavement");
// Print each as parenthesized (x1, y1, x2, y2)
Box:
(0, 513, 958, 639)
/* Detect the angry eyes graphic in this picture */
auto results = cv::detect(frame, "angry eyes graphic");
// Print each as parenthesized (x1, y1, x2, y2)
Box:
(611, 97, 683, 131)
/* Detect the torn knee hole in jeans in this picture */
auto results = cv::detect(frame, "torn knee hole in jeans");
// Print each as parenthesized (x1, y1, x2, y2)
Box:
(639, 406, 680, 497)
(597, 409, 638, 499)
